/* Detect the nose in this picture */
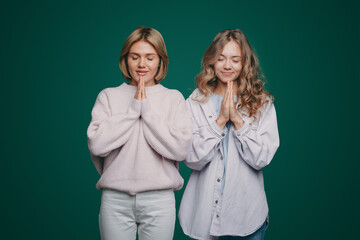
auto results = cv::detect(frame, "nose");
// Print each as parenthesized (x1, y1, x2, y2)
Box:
(138, 57, 145, 68)
(224, 59, 231, 70)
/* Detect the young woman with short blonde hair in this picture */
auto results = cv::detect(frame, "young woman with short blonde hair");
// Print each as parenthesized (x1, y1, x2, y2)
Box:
(87, 26, 192, 240)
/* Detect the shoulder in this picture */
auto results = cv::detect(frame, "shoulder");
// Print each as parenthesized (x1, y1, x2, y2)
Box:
(185, 89, 212, 117)
(167, 88, 185, 100)
(102, 83, 135, 97)
(186, 88, 207, 105)
(188, 88, 201, 98)
(257, 96, 276, 123)
(94, 83, 133, 104)
(157, 85, 186, 101)
(261, 96, 275, 113)
(94, 88, 110, 102)
(187, 88, 201, 101)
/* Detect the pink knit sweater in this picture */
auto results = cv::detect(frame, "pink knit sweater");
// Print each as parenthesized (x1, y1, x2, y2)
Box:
(87, 83, 192, 195)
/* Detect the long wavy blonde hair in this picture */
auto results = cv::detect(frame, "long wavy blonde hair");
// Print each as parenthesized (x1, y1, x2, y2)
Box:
(196, 29, 273, 119)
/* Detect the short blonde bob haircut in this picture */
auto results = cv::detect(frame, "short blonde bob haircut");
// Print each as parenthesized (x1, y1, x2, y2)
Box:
(119, 26, 169, 82)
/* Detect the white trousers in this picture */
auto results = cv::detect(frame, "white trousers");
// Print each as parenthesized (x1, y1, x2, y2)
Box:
(99, 189, 175, 240)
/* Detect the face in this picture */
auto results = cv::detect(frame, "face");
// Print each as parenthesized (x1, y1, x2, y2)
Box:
(214, 40, 242, 83)
(127, 40, 160, 86)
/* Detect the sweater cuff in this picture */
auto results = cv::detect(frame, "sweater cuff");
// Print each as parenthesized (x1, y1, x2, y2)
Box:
(232, 122, 251, 139)
(209, 121, 228, 139)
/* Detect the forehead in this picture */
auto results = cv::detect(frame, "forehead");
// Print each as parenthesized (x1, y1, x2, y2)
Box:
(129, 40, 157, 54)
(220, 40, 241, 56)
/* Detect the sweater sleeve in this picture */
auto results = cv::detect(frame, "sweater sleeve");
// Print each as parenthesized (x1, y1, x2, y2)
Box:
(140, 91, 192, 161)
(231, 102, 280, 170)
(183, 98, 228, 171)
(87, 90, 141, 158)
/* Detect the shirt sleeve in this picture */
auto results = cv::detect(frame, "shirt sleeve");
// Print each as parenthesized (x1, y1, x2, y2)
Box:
(87, 90, 141, 158)
(140, 91, 193, 161)
(231, 102, 280, 170)
(184, 98, 228, 171)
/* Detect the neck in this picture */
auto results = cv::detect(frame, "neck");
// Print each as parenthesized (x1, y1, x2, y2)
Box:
(129, 79, 156, 87)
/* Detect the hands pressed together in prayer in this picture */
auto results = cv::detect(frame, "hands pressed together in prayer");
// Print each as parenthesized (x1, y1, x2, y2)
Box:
(216, 80, 244, 130)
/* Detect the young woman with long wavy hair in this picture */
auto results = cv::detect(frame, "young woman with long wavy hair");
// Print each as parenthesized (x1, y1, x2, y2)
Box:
(179, 29, 280, 240)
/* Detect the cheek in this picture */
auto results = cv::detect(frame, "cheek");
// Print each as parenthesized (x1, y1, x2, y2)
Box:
(214, 63, 221, 74)
(153, 58, 161, 67)
(127, 61, 137, 72)
(149, 63, 158, 71)
(234, 64, 242, 72)
(148, 60, 160, 72)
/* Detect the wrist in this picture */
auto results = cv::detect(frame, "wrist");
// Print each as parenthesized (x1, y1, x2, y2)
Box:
(232, 116, 244, 130)
(216, 116, 227, 129)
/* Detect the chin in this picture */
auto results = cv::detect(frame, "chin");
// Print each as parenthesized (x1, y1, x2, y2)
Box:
(219, 78, 234, 83)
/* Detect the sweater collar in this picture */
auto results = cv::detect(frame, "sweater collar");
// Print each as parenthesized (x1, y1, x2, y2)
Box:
(119, 82, 165, 94)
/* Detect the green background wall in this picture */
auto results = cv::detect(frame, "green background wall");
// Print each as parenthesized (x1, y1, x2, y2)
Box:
(2, 0, 359, 239)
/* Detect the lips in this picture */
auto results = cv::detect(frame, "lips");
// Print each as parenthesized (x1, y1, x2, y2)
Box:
(221, 72, 233, 76)
(137, 71, 148, 76)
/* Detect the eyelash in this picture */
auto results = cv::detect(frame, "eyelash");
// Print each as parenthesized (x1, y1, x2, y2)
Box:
(218, 58, 240, 63)
(131, 57, 153, 61)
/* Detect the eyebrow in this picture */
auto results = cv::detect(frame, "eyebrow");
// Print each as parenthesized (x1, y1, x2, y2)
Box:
(128, 52, 157, 56)
(219, 54, 241, 58)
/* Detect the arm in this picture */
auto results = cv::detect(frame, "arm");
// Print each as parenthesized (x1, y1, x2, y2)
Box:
(232, 102, 280, 170)
(141, 92, 193, 161)
(184, 99, 228, 171)
(87, 90, 141, 157)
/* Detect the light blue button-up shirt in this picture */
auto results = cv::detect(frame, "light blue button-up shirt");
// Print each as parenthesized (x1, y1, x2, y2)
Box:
(210, 93, 233, 193)
(179, 89, 279, 239)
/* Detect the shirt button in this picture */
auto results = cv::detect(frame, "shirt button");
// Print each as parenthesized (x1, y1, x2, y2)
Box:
(209, 115, 212, 118)
(221, 133, 225, 137)
(217, 178, 221, 182)
(215, 200, 218, 204)
(216, 214, 219, 218)
(220, 156, 223, 160)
